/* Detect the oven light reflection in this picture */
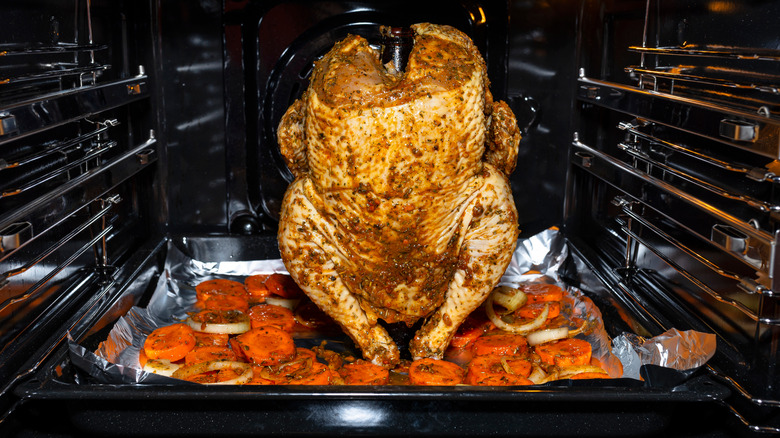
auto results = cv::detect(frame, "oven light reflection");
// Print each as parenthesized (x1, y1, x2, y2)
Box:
(335, 401, 387, 426)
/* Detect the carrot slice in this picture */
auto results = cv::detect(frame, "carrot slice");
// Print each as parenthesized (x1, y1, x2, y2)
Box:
(264, 273, 303, 298)
(340, 361, 390, 385)
(185, 346, 239, 364)
(248, 304, 297, 332)
(521, 283, 565, 303)
(535, 338, 592, 367)
(194, 332, 229, 348)
(138, 349, 149, 368)
(465, 354, 532, 386)
(408, 358, 465, 386)
(200, 294, 250, 313)
(514, 301, 561, 320)
(471, 332, 529, 357)
(287, 361, 334, 385)
(449, 313, 495, 350)
(195, 279, 248, 301)
(245, 274, 272, 301)
(234, 326, 296, 366)
(567, 372, 609, 380)
(143, 323, 196, 361)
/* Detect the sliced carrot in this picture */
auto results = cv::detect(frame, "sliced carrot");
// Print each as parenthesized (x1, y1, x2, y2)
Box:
(408, 358, 465, 386)
(521, 283, 565, 303)
(264, 273, 303, 298)
(184, 368, 244, 384)
(185, 346, 239, 364)
(195, 278, 248, 301)
(287, 361, 334, 385)
(535, 338, 592, 367)
(340, 361, 390, 385)
(567, 372, 609, 380)
(143, 323, 196, 361)
(465, 354, 532, 386)
(234, 326, 296, 366)
(514, 301, 561, 320)
(245, 274, 272, 301)
(471, 332, 529, 357)
(248, 304, 296, 332)
(449, 313, 495, 350)
(229, 338, 249, 362)
(138, 348, 149, 368)
(200, 294, 250, 313)
(194, 332, 229, 348)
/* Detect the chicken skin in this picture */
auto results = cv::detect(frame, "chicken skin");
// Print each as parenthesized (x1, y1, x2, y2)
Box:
(277, 23, 520, 365)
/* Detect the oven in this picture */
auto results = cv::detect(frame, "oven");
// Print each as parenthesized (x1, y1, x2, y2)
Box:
(1, 0, 779, 436)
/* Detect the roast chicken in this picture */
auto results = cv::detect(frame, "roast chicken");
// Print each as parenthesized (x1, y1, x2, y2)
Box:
(277, 23, 521, 365)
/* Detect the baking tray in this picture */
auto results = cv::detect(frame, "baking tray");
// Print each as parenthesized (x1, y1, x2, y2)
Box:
(12, 232, 735, 437)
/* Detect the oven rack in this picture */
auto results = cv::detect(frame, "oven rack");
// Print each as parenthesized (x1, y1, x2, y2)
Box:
(572, 139, 776, 286)
(0, 75, 148, 146)
(628, 45, 780, 62)
(0, 132, 157, 258)
(577, 76, 780, 160)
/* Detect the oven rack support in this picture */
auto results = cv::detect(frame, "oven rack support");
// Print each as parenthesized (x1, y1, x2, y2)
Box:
(0, 75, 148, 146)
(577, 77, 780, 160)
(572, 139, 777, 282)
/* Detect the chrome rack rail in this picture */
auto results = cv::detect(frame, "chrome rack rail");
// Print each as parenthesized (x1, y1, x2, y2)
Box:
(0, 139, 118, 199)
(0, 132, 157, 260)
(617, 120, 780, 183)
(572, 138, 777, 280)
(0, 118, 118, 171)
(0, 75, 148, 145)
(0, 43, 108, 57)
(612, 195, 774, 322)
(577, 76, 780, 159)
(616, 138, 779, 214)
(628, 45, 780, 62)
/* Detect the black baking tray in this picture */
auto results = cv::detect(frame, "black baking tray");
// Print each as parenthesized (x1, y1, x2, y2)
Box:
(10, 235, 739, 437)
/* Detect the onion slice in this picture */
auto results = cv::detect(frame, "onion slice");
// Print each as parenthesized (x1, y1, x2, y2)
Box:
(186, 311, 251, 334)
(490, 286, 528, 313)
(485, 293, 549, 334)
(265, 297, 300, 310)
(172, 360, 253, 385)
(143, 359, 181, 377)
(526, 327, 570, 346)
(557, 365, 609, 379)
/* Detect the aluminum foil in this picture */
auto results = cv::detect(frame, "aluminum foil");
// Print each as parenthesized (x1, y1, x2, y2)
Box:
(72, 227, 713, 384)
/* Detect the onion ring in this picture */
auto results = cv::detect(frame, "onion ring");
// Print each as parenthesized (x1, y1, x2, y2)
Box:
(186, 310, 251, 334)
(526, 327, 570, 346)
(265, 297, 300, 310)
(172, 360, 253, 385)
(143, 359, 181, 377)
(557, 365, 609, 379)
(485, 293, 549, 334)
(491, 286, 528, 313)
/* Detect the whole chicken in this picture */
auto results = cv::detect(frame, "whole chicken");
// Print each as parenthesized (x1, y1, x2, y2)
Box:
(277, 23, 521, 365)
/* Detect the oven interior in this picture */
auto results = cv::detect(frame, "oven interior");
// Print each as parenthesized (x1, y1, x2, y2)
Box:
(1, 0, 780, 436)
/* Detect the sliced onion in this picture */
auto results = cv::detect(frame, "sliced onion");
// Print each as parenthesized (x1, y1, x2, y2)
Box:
(186, 311, 251, 334)
(526, 327, 570, 346)
(527, 364, 548, 385)
(557, 365, 609, 379)
(143, 359, 181, 377)
(265, 296, 300, 310)
(491, 286, 528, 312)
(485, 293, 549, 334)
(172, 360, 253, 385)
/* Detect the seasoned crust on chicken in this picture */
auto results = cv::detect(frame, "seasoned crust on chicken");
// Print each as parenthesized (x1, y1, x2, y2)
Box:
(278, 23, 521, 364)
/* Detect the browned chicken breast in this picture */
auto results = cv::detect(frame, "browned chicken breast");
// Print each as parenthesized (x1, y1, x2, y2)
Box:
(277, 23, 521, 365)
